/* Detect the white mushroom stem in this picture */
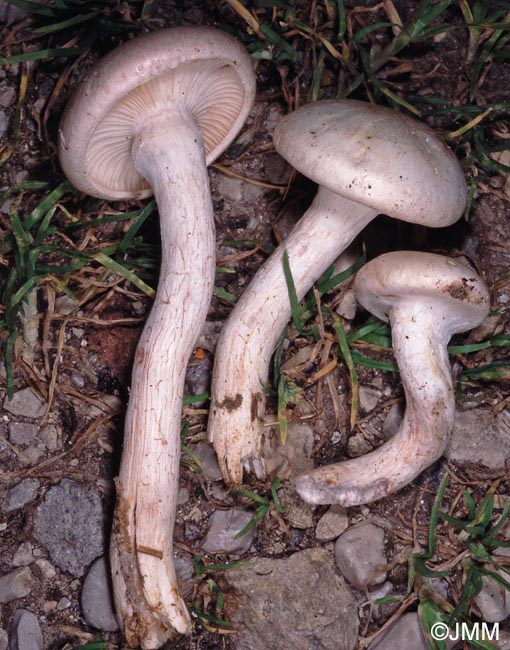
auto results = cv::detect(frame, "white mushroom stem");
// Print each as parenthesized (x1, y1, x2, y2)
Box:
(209, 186, 376, 484)
(110, 107, 215, 648)
(295, 302, 454, 506)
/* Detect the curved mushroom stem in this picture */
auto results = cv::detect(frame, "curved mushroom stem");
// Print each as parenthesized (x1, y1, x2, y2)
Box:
(208, 186, 376, 484)
(295, 302, 454, 506)
(110, 107, 214, 648)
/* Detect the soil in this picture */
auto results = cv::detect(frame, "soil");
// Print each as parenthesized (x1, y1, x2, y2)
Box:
(0, 1, 509, 649)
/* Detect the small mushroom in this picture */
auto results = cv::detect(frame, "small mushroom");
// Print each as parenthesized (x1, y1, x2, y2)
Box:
(208, 99, 467, 485)
(58, 27, 255, 648)
(295, 252, 490, 506)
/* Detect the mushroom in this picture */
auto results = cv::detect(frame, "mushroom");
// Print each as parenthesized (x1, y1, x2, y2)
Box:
(295, 251, 490, 506)
(208, 99, 467, 485)
(58, 27, 255, 648)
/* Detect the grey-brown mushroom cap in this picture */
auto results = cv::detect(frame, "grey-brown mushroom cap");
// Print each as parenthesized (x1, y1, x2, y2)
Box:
(353, 251, 490, 332)
(273, 100, 467, 227)
(58, 26, 255, 200)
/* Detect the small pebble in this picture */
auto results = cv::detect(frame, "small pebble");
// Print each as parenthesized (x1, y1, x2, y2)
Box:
(315, 505, 349, 541)
(368, 612, 428, 650)
(12, 543, 33, 567)
(191, 441, 222, 482)
(34, 559, 55, 579)
(8, 422, 38, 446)
(8, 609, 43, 650)
(81, 556, 119, 632)
(57, 597, 71, 610)
(3, 388, 46, 419)
(358, 385, 382, 413)
(0, 567, 34, 603)
(201, 509, 256, 555)
(3, 479, 40, 512)
(0, 628, 7, 650)
(382, 401, 404, 438)
(335, 523, 387, 589)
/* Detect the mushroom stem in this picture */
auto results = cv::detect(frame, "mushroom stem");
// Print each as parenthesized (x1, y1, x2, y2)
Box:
(209, 186, 376, 484)
(110, 107, 214, 648)
(295, 303, 454, 506)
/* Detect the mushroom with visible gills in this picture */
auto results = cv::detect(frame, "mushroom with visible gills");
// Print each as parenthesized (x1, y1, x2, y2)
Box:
(58, 27, 255, 649)
(295, 251, 490, 506)
(208, 99, 467, 485)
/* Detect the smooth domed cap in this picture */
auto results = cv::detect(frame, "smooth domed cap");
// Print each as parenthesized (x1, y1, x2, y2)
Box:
(273, 100, 467, 227)
(58, 27, 255, 200)
(353, 251, 490, 332)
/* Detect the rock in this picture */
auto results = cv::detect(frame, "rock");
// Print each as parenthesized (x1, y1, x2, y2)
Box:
(0, 111, 8, 140)
(382, 401, 404, 438)
(3, 388, 46, 419)
(196, 321, 224, 353)
(12, 543, 33, 567)
(3, 479, 40, 512)
(0, 628, 7, 650)
(8, 423, 38, 446)
(316, 505, 349, 541)
(0, 568, 34, 603)
(474, 572, 510, 622)
(359, 386, 381, 414)
(191, 441, 222, 482)
(367, 581, 394, 620)
(368, 612, 428, 650)
(0, 83, 15, 108)
(224, 547, 358, 650)
(201, 509, 255, 555)
(445, 408, 510, 471)
(174, 555, 194, 599)
(335, 523, 387, 589)
(8, 610, 43, 650)
(34, 559, 55, 579)
(33, 479, 105, 576)
(81, 556, 119, 632)
(263, 422, 315, 479)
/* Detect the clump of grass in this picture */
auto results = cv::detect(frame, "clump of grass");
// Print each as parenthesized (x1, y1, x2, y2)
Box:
(370, 474, 510, 650)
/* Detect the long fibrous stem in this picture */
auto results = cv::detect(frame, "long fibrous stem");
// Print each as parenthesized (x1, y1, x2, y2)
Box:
(110, 107, 215, 649)
(208, 186, 376, 484)
(295, 303, 455, 506)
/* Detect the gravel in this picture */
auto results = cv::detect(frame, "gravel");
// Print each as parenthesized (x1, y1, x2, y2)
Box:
(201, 509, 256, 555)
(2, 388, 46, 419)
(80, 556, 119, 632)
(3, 479, 40, 513)
(7, 610, 43, 650)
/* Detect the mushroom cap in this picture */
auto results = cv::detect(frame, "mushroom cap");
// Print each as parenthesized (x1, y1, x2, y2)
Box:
(273, 100, 467, 227)
(353, 251, 490, 333)
(58, 27, 255, 200)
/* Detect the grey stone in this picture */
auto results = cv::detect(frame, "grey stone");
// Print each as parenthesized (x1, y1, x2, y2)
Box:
(201, 509, 255, 555)
(474, 572, 510, 622)
(12, 543, 33, 567)
(196, 321, 224, 353)
(0, 568, 33, 603)
(3, 479, 40, 512)
(382, 401, 404, 438)
(359, 386, 381, 413)
(81, 556, 119, 632)
(192, 441, 222, 482)
(369, 613, 427, 650)
(0, 628, 7, 650)
(174, 555, 194, 599)
(316, 505, 349, 541)
(3, 388, 46, 419)
(185, 355, 211, 406)
(8, 610, 43, 650)
(33, 479, 105, 576)
(264, 422, 315, 479)
(281, 486, 314, 529)
(0, 111, 8, 140)
(445, 408, 510, 471)
(335, 523, 387, 589)
(224, 547, 358, 650)
(0, 84, 15, 108)
(8, 422, 39, 446)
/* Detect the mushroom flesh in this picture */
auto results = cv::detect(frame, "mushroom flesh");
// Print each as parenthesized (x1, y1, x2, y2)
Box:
(208, 99, 467, 485)
(58, 27, 255, 649)
(295, 252, 490, 505)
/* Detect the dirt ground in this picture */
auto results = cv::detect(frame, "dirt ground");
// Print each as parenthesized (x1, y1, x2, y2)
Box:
(0, 1, 509, 649)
